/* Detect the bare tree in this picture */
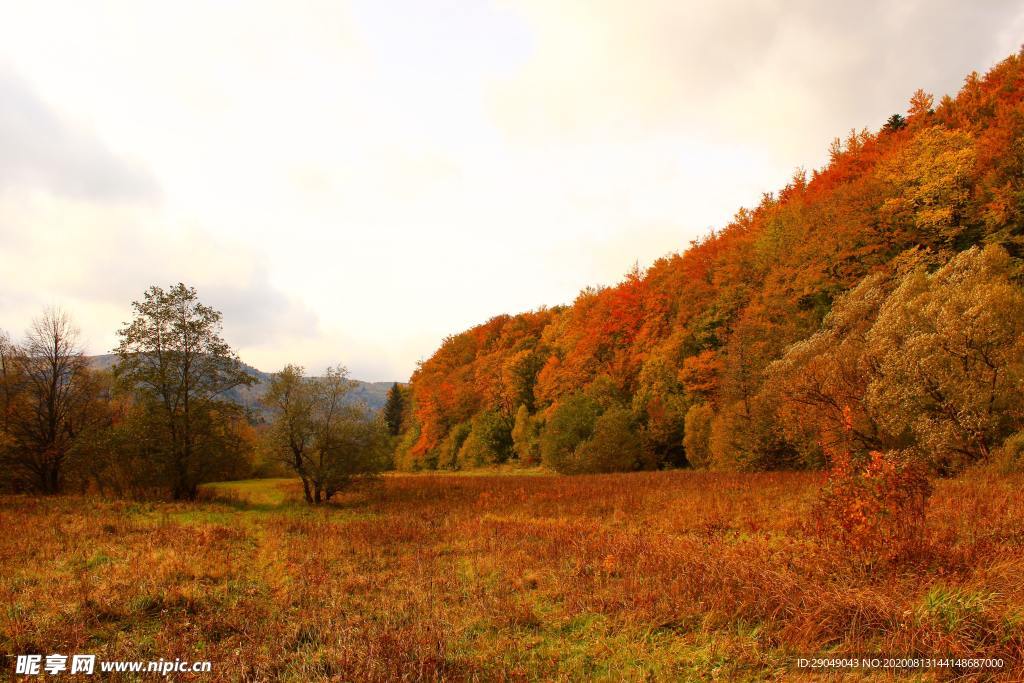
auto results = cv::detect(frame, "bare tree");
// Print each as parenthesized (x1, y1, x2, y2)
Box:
(1, 309, 98, 493)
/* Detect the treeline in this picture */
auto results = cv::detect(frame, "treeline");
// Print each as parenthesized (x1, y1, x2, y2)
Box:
(394, 50, 1024, 476)
(0, 285, 388, 501)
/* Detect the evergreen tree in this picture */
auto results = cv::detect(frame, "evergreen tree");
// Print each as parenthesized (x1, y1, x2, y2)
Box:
(383, 382, 405, 436)
(883, 113, 906, 133)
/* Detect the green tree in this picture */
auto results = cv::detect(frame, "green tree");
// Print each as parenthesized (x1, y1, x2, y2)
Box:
(457, 409, 512, 467)
(383, 382, 405, 436)
(539, 393, 601, 473)
(263, 364, 318, 502)
(883, 113, 906, 133)
(115, 284, 255, 500)
(265, 364, 388, 503)
(438, 420, 471, 470)
(511, 404, 541, 466)
(574, 406, 652, 473)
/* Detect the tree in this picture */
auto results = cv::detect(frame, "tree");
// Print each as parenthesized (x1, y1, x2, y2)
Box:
(0, 330, 17, 456)
(394, 51, 1024, 476)
(878, 126, 975, 247)
(769, 246, 1024, 474)
(457, 409, 512, 468)
(765, 270, 902, 463)
(437, 421, 471, 470)
(0, 309, 105, 493)
(115, 284, 255, 500)
(511, 404, 541, 466)
(883, 113, 906, 133)
(383, 382, 405, 436)
(908, 89, 934, 120)
(683, 403, 714, 469)
(263, 364, 316, 499)
(539, 393, 601, 474)
(265, 364, 388, 503)
(866, 246, 1024, 471)
(574, 406, 652, 473)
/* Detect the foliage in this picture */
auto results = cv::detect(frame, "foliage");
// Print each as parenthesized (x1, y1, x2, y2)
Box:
(538, 393, 601, 473)
(866, 245, 1024, 471)
(993, 431, 1024, 474)
(815, 441, 932, 562)
(573, 407, 654, 473)
(511, 404, 542, 466)
(438, 421, 471, 470)
(457, 409, 513, 468)
(682, 403, 714, 469)
(769, 246, 1024, 474)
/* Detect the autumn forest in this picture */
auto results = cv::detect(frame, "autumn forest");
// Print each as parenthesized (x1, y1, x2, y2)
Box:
(397, 54, 1024, 481)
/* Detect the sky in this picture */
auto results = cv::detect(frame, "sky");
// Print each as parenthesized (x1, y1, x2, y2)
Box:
(1, 1, 1022, 381)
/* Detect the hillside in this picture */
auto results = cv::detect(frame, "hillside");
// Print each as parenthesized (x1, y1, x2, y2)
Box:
(87, 354, 394, 416)
(395, 51, 1024, 473)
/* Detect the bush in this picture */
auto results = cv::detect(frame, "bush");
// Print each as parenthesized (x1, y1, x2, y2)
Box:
(994, 431, 1024, 473)
(540, 393, 601, 473)
(574, 407, 653, 473)
(392, 423, 421, 471)
(816, 444, 931, 561)
(683, 403, 714, 469)
(708, 398, 795, 471)
(457, 410, 512, 468)
(511, 405, 541, 466)
(438, 421, 471, 470)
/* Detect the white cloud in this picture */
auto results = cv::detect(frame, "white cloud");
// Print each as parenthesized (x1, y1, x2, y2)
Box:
(0, 71, 157, 201)
(0, 0, 1020, 380)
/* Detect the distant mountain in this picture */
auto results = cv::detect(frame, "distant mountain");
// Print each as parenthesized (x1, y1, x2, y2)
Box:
(87, 354, 396, 418)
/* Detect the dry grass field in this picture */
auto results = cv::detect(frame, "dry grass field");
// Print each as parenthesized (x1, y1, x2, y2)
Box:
(2, 471, 1022, 681)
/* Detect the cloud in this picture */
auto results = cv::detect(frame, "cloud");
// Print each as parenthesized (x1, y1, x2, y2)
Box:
(203, 268, 321, 349)
(493, 0, 1024, 165)
(1, 1, 1022, 382)
(0, 69, 158, 202)
(0, 193, 320, 369)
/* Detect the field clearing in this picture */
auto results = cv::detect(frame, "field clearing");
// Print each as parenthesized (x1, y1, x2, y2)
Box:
(1, 472, 1022, 681)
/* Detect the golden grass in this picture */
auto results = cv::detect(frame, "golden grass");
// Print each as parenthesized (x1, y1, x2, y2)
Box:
(1, 471, 1022, 681)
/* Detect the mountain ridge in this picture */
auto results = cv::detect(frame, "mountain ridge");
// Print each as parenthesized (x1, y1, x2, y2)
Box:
(86, 354, 397, 415)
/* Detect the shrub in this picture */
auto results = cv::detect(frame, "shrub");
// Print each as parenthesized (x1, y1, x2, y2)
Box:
(392, 423, 421, 471)
(994, 431, 1024, 473)
(573, 407, 654, 473)
(816, 443, 931, 561)
(457, 410, 512, 468)
(540, 393, 601, 473)
(511, 405, 541, 466)
(438, 421, 471, 470)
(708, 398, 795, 471)
(683, 403, 714, 469)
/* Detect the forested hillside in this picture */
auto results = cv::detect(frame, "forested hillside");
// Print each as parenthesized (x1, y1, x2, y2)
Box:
(395, 51, 1024, 475)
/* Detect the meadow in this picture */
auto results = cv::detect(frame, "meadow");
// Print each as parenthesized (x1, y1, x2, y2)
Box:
(2, 471, 1022, 681)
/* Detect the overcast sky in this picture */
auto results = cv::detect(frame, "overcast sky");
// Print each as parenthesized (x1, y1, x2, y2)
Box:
(1, 1, 1022, 381)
